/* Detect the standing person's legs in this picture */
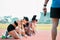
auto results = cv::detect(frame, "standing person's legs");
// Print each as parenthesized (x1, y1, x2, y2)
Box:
(50, 8, 60, 40)
(51, 18, 59, 40)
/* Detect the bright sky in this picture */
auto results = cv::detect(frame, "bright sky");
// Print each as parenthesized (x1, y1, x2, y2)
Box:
(0, 0, 52, 20)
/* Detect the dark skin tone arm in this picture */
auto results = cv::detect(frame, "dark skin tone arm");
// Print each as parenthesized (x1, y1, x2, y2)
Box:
(43, 0, 49, 16)
(44, 0, 49, 5)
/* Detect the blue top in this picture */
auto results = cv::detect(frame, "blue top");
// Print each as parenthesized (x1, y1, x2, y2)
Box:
(51, 0, 60, 8)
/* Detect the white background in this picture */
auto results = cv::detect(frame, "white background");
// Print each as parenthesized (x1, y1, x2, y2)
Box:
(0, 0, 52, 19)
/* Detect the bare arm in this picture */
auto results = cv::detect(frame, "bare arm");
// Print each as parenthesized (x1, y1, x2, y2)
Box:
(43, 0, 49, 16)
(44, 0, 49, 7)
(17, 20, 21, 28)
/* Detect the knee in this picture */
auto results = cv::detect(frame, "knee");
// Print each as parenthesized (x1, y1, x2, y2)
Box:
(14, 37, 20, 39)
(52, 26, 57, 30)
(13, 34, 21, 39)
(52, 23, 58, 28)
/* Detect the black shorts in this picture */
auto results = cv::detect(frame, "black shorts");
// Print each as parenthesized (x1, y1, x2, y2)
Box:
(50, 7, 60, 18)
(7, 24, 15, 32)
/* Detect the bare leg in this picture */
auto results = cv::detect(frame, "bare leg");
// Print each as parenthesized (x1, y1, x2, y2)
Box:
(31, 26, 35, 34)
(15, 27, 27, 38)
(15, 27, 22, 35)
(21, 29, 27, 38)
(8, 30, 20, 39)
(52, 18, 59, 40)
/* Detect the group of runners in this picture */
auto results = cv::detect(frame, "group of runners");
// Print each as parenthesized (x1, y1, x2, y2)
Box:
(1, 0, 60, 40)
(4, 15, 37, 39)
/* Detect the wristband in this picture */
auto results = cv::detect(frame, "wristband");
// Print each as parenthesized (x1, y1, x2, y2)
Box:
(44, 4, 47, 7)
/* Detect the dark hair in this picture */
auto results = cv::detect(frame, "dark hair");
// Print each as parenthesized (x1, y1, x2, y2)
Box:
(32, 15, 37, 21)
(23, 17, 29, 21)
(35, 19, 38, 22)
(26, 23, 29, 26)
(23, 23, 29, 27)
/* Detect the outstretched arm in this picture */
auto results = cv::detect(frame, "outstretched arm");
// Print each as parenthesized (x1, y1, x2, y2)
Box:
(43, 0, 49, 16)
(44, 0, 49, 7)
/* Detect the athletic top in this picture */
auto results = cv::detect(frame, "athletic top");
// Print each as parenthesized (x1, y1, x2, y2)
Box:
(51, 0, 60, 8)
(14, 21, 18, 26)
